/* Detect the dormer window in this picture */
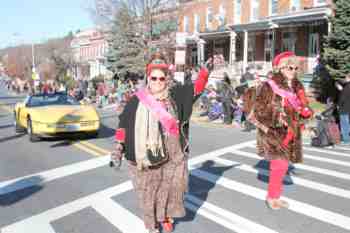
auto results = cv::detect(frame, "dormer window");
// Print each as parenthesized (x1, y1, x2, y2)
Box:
(250, 0, 259, 22)
(206, 6, 213, 30)
(234, 0, 241, 24)
(314, 0, 327, 6)
(218, 4, 226, 26)
(194, 14, 200, 33)
(183, 16, 189, 32)
(290, 0, 300, 12)
(270, 0, 278, 16)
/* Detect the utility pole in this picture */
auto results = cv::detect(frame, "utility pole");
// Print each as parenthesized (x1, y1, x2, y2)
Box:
(32, 43, 36, 71)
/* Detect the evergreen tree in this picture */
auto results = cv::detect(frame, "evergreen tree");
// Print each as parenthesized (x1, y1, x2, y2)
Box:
(106, 3, 146, 79)
(323, 0, 350, 80)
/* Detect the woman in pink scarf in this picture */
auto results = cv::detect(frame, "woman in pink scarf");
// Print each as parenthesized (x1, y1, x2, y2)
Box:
(254, 52, 313, 210)
(112, 52, 209, 233)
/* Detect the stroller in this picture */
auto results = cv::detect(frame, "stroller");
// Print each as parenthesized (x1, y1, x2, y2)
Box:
(208, 101, 224, 121)
(311, 106, 341, 147)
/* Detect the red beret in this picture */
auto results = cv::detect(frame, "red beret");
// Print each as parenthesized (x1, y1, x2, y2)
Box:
(272, 51, 296, 67)
(146, 63, 169, 77)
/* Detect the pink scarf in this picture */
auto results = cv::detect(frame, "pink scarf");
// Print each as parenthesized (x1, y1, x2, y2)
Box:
(135, 88, 179, 137)
(267, 79, 302, 110)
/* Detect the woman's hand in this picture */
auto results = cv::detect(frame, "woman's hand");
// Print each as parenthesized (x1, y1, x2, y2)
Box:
(110, 143, 124, 168)
(299, 107, 313, 119)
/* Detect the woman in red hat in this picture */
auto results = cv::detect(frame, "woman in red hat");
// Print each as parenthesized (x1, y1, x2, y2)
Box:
(111, 52, 210, 233)
(254, 51, 313, 210)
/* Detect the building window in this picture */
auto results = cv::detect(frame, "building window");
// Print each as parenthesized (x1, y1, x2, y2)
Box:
(314, 0, 327, 6)
(183, 16, 189, 33)
(194, 14, 200, 33)
(206, 6, 213, 30)
(217, 4, 226, 26)
(282, 31, 297, 52)
(234, 0, 241, 24)
(264, 32, 273, 61)
(290, 0, 300, 12)
(250, 0, 259, 22)
(270, 0, 278, 15)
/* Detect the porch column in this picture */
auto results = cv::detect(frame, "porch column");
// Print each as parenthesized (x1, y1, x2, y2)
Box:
(229, 31, 237, 65)
(271, 29, 276, 59)
(197, 39, 206, 66)
(243, 30, 249, 72)
(328, 21, 332, 35)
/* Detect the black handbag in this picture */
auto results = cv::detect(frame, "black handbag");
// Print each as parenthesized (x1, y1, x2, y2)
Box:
(145, 113, 169, 168)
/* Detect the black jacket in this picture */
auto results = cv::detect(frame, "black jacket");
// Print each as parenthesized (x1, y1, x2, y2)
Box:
(338, 82, 350, 113)
(118, 83, 197, 163)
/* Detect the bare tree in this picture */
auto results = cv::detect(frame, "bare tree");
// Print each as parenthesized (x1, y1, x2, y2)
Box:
(1, 34, 74, 83)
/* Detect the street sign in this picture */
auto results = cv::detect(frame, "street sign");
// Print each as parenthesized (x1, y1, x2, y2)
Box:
(174, 72, 185, 84)
(175, 50, 186, 65)
(32, 71, 40, 81)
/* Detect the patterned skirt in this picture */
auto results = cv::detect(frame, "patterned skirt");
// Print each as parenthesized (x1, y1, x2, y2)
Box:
(128, 136, 188, 230)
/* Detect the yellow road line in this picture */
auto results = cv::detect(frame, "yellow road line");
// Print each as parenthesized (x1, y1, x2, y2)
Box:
(72, 142, 105, 157)
(77, 140, 111, 155)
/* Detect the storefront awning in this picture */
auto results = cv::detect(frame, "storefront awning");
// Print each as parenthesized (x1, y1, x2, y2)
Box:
(227, 6, 332, 32)
(198, 31, 230, 39)
(271, 7, 332, 25)
(227, 21, 272, 32)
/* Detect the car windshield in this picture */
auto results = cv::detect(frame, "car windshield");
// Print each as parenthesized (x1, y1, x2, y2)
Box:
(27, 93, 80, 107)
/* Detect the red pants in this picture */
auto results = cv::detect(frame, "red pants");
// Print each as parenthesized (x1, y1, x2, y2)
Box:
(267, 159, 289, 199)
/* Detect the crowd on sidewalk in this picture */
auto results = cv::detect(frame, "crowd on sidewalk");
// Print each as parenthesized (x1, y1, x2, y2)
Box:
(196, 67, 265, 132)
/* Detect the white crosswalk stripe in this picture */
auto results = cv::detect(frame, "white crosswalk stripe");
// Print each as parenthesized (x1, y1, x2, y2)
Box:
(303, 144, 350, 158)
(247, 144, 350, 165)
(2, 140, 350, 233)
(185, 195, 278, 233)
(214, 157, 350, 199)
(231, 149, 350, 181)
(191, 165, 350, 231)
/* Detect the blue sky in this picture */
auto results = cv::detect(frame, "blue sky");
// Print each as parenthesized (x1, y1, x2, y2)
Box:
(0, 0, 94, 48)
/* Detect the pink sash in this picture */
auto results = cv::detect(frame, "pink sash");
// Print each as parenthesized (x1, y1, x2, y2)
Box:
(267, 80, 302, 110)
(135, 88, 179, 137)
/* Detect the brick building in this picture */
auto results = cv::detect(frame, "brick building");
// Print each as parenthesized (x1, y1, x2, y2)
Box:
(71, 28, 111, 80)
(178, 0, 332, 78)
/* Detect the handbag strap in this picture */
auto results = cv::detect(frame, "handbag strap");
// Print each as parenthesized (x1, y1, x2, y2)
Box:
(146, 110, 161, 148)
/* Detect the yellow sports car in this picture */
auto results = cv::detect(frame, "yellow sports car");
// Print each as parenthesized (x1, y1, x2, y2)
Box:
(14, 92, 100, 142)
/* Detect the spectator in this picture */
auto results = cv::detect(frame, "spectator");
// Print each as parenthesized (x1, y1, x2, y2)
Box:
(220, 73, 235, 124)
(236, 67, 254, 97)
(335, 74, 350, 144)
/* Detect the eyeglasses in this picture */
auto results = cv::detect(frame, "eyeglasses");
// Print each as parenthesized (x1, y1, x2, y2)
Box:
(150, 76, 166, 82)
(286, 66, 299, 71)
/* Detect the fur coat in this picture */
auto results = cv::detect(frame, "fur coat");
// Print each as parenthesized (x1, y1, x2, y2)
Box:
(254, 73, 310, 163)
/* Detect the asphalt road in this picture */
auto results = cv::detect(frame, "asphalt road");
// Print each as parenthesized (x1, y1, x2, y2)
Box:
(0, 84, 350, 233)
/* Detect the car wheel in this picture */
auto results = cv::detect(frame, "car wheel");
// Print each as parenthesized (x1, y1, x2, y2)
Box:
(27, 118, 39, 142)
(14, 112, 24, 133)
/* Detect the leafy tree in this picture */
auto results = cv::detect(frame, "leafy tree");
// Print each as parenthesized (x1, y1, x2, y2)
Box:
(323, 0, 350, 80)
(106, 3, 146, 79)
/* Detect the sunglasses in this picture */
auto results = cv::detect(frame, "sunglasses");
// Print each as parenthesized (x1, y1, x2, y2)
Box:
(286, 66, 299, 71)
(150, 76, 166, 82)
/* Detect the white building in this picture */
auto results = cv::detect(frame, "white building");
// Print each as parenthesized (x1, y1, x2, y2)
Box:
(71, 28, 111, 80)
